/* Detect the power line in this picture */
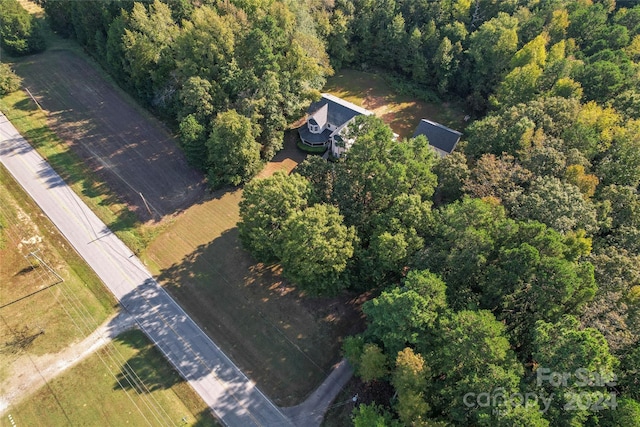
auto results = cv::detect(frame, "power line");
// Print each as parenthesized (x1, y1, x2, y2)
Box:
(0, 201, 176, 426)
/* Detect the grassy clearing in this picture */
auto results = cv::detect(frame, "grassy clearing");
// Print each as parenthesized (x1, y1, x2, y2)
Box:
(0, 157, 214, 426)
(144, 136, 365, 406)
(0, 89, 162, 254)
(324, 69, 468, 138)
(0, 164, 114, 382)
(2, 330, 219, 426)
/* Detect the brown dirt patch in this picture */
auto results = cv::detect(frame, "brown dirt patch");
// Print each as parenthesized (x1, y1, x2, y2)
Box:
(257, 130, 307, 179)
(13, 49, 205, 221)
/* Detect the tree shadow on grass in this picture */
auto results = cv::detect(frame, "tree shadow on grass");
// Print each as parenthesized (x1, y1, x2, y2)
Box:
(111, 329, 181, 394)
(104, 279, 281, 425)
(155, 229, 367, 406)
(12, 97, 36, 112)
(192, 410, 222, 427)
(17, 126, 144, 238)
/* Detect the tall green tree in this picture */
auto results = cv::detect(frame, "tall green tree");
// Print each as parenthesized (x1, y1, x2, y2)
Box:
(363, 270, 446, 355)
(120, 0, 178, 102)
(511, 176, 599, 234)
(426, 310, 524, 425)
(0, 0, 45, 55)
(0, 63, 21, 95)
(178, 114, 208, 171)
(596, 120, 640, 188)
(433, 151, 470, 204)
(238, 172, 312, 262)
(468, 12, 519, 98)
(358, 343, 388, 382)
(583, 247, 640, 352)
(334, 117, 437, 235)
(392, 348, 430, 425)
(206, 109, 262, 188)
(533, 315, 619, 427)
(277, 203, 357, 295)
(352, 403, 399, 427)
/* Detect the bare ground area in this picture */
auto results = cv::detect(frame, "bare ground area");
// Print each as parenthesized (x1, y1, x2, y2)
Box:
(257, 130, 308, 178)
(13, 49, 205, 221)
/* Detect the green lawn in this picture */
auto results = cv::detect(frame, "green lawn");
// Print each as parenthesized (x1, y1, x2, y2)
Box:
(1, 1, 170, 254)
(0, 164, 114, 382)
(143, 136, 364, 406)
(324, 69, 467, 138)
(1, 330, 219, 426)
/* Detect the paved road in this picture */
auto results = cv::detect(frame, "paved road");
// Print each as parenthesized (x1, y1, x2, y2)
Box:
(0, 112, 293, 426)
(282, 359, 353, 427)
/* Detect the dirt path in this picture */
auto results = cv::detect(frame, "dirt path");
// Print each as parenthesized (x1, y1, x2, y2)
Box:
(0, 310, 135, 415)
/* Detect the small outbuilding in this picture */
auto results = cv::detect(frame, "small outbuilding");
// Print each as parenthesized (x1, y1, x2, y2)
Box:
(412, 119, 462, 157)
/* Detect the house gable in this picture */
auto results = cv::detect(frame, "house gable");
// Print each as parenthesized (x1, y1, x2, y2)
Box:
(308, 104, 328, 131)
(299, 93, 373, 154)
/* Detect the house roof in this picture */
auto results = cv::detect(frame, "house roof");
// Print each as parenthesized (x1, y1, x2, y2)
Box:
(309, 104, 328, 128)
(307, 93, 372, 128)
(299, 125, 333, 144)
(412, 119, 462, 155)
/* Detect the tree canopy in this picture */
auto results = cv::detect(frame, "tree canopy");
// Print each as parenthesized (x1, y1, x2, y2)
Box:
(32, 0, 640, 424)
(0, 0, 45, 55)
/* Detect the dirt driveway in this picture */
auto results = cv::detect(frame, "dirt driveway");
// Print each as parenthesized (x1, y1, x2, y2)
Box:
(14, 49, 205, 220)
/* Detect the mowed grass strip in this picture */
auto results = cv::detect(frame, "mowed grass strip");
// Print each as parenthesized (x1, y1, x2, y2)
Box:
(0, 164, 114, 381)
(324, 69, 467, 138)
(3, 330, 219, 427)
(0, 89, 159, 253)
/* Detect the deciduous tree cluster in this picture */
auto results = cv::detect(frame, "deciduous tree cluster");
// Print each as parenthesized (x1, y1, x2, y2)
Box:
(0, 0, 45, 56)
(330, 2, 640, 424)
(40, 0, 331, 187)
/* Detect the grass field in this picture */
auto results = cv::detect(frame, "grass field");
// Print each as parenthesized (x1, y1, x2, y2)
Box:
(11, 0, 205, 223)
(0, 164, 217, 425)
(144, 135, 366, 406)
(0, 164, 114, 385)
(1, 330, 219, 427)
(324, 69, 467, 138)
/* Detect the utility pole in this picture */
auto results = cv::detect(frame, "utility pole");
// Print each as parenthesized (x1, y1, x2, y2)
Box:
(26, 249, 64, 284)
(25, 87, 43, 111)
(139, 192, 153, 217)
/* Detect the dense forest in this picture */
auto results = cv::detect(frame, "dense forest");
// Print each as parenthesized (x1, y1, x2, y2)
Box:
(9, 0, 640, 425)
(238, 0, 640, 425)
